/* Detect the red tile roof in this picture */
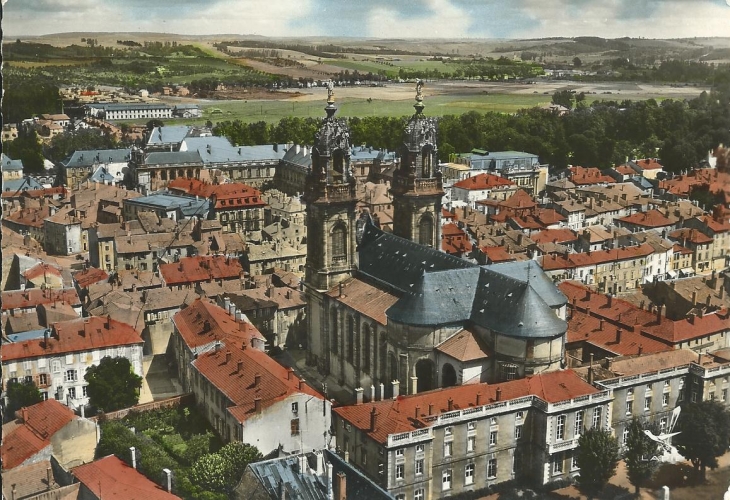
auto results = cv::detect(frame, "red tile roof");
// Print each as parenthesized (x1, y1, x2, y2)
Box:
(334, 370, 599, 444)
(614, 165, 636, 176)
(695, 215, 730, 233)
(1, 400, 76, 470)
(672, 244, 693, 255)
(541, 243, 654, 271)
(22, 263, 62, 282)
(441, 223, 473, 255)
(3, 207, 52, 229)
(1, 288, 81, 312)
(192, 345, 322, 424)
(160, 255, 243, 287)
(668, 228, 713, 245)
(569, 166, 616, 185)
(2, 316, 143, 362)
(173, 298, 265, 350)
(530, 228, 578, 245)
(72, 267, 109, 289)
(168, 178, 265, 209)
(441, 207, 457, 221)
(325, 277, 399, 325)
(73, 455, 180, 499)
(617, 209, 674, 228)
(641, 310, 730, 343)
(633, 158, 663, 171)
(479, 245, 517, 263)
(436, 328, 491, 363)
(566, 311, 671, 356)
(453, 173, 514, 190)
(499, 189, 536, 210)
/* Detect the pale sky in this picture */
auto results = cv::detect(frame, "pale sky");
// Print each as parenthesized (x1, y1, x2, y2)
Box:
(3, 0, 730, 39)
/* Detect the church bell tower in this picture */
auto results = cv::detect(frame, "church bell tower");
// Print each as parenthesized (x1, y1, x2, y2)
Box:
(390, 80, 444, 247)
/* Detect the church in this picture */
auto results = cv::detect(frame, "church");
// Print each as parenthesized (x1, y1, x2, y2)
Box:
(303, 84, 569, 400)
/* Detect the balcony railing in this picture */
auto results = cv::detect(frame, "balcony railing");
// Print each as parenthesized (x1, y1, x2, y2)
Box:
(387, 427, 433, 447)
(549, 438, 578, 454)
(599, 365, 692, 388)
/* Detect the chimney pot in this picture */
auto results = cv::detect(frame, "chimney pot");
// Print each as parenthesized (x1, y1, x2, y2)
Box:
(254, 397, 262, 413)
(355, 387, 364, 405)
(496, 387, 502, 401)
(254, 373, 261, 386)
(370, 407, 378, 431)
(225, 351, 231, 364)
(130, 446, 137, 469)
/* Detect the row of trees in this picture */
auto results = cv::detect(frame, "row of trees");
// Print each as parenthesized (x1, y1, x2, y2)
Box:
(576, 400, 730, 498)
(210, 86, 730, 174)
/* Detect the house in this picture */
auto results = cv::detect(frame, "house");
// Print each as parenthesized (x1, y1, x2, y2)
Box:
(2, 288, 82, 317)
(568, 166, 616, 186)
(450, 150, 547, 194)
(233, 449, 393, 500)
(123, 192, 210, 222)
(2, 153, 24, 180)
(1, 460, 81, 499)
(451, 173, 517, 208)
(244, 240, 307, 278)
(683, 213, 730, 271)
(441, 223, 473, 257)
(641, 273, 729, 320)
(332, 370, 610, 498)
(72, 455, 180, 499)
(160, 255, 244, 289)
(628, 158, 664, 179)
(1, 316, 144, 409)
(0, 399, 98, 471)
(59, 149, 132, 190)
(667, 228, 714, 275)
(616, 209, 675, 233)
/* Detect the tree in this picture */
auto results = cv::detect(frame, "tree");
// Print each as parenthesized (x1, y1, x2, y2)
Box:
(674, 400, 730, 480)
(575, 428, 620, 499)
(624, 418, 661, 497)
(147, 119, 164, 131)
(190, 442, 261, 493)
(84, 356, 143, 412)
(5, 380, 43, 421)
(552, 90, 574, 110)
(3, 127, 45, 173)
(573, 57, 583, 68)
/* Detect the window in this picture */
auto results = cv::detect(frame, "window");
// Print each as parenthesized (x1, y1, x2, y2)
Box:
(445, 426, 453, 436)
(516, 411, 524, 420)
(678, 389, 684, 402)
(465, 463, 475, 485)
(396, 495, 405, 500)
(415, 459, 424, 476)
(627, 387, 634, 396)
(556, 415, 566, 441)
(552, 454, 564, 474)
(416, 444, 424, 453)
(709, 391, 716, 401)
(418, 215, 434, 247)
(644, 396, 652, 411)
(490, 431, 498, 446)
(414, 489, 425, 500)
(490, 417, 498, 425)
(662, 393, 669, 407)
(723, 389, 727, 402)
(515, 425, 523, 440)
(331, 224, 347, 262)
(395, 464, 404, 480)
(572, 454, 580, 470)
(52, 361, 61, 373)
(442, 469, 452, 490)
(626, 400, 633, 415)
(575, 410, 583, 437)
(660, 417, 667, 433)
(65, 354, 74, 365)
(623, 427, 630, 445)
(513, 452, 521, 474)
(65, 370, 78, 382)
(68, 387, 76, 399)
(82, 386, 88, 397)
(396, 448, 404, 458)
(664, 379, 670, 388)
(290, 418, 300, 436)
(487, 458, 497, 479)
(444, 441, 453, 457)
(291, 402, 298, 413)
(468, 421, 476, 431)
(361, 449, 367, 466)
(691, 391, 697, 403)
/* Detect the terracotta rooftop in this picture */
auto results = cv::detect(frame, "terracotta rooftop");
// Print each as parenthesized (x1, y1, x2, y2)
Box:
(641, 310, 730, 343)
(672, 244, 693, 255)
(578, 349, 701, 382)
(541, 243, 655, 271)
(694, 215, 730, 233)
(72, 455, 180, 499)
(72, 267, 109, 289)
(167, 178, 265, 209)
(325, 277, 399, 326)
(172, 298, 265, 351)
(614, 165, 636, 176)
(1, 400, 76, 470)
(334, 370, 599, 444)
(436, 328, 491, 363)
(1, 460, 67, 499)
(453, 173, 515, 190)
(3, 207, 53, 229)
(192, 345, 322, 424)
(569, 166, 616, 185)
(2, 316, 143, 362)
(441, 223, 473, 255)
(160, 255, 243, 287)
(499, 189, 536, 210)
(668, 228, 713, 245)
(632, 158, 663, 171)
(22, 263, 63, 282)
(617, 209, 674, 228)
(480, 245, 518, 264)
(1, 288, 81, 312)
(530, 228, 578, 245)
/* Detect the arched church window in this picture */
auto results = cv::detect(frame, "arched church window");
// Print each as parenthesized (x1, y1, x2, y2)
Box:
(332, 149, 345, 178)
(331, 223, 347, 263)
(418, 215, 434, 247)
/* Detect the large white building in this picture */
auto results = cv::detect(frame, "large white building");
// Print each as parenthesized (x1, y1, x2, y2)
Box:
(85, 103, 172, 121)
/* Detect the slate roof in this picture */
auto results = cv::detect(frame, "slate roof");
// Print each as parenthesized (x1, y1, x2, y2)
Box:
(61, 149, 132, 168)
(1, 400, 76, 470)
(1, 153, 24, 171)
(73, 455, 180, 499)
(126, 193, 210, 217)
(356, 221, 567, 337)
(143, 151, 203, 166)
(3, 177, 44, 192)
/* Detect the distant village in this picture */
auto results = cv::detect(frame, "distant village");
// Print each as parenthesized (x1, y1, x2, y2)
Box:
(2, 84, 730, 500)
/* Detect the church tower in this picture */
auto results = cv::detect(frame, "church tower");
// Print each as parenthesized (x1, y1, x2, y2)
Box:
(303, 84, 359, 369)
(390, 81, 444, 247)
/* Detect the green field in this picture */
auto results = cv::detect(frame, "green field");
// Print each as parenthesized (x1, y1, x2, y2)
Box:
(322, 58, 458, 77)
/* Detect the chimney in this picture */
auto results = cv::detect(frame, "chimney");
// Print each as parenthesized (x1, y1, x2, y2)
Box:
(607, 294, 613, 308)
(327, 462, 334, 500)
(476, 392, 482, 406)
(599, 319, 604, 330)
(428, 403, 434, 415)
(335, 472, 347, 500)
(692, 290, 698, 305)
(392, 380, 400, 399)
(706, 294, 712, 308)
(339, 282, 344, 298)
(656, 303, 663, 324)
(411, 376, 418, 395)
(379, 383, 385, 401)
(447, 398, 454, 411)
(254, 373, 261, 387)
(638, 344, 643, 355)
(616, 329, 622, 343)
(236, 360, 243, 373)
(355, 387, 364, 405)
(298, 378, 306, 391)
(254, 397, 262, 413)
(106, 314, 112, 329)
(46, 466, 53, 490)
(130, 446, 137, 469)
(414, 405, 421, 419)
(225, 351, 232, 364)
(370, 385, 376, 402)
(162, 468, 172, 493)
(370, 407, 378, 431)
(496, 387, 502, 401)
(287, 367, 294, 380)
